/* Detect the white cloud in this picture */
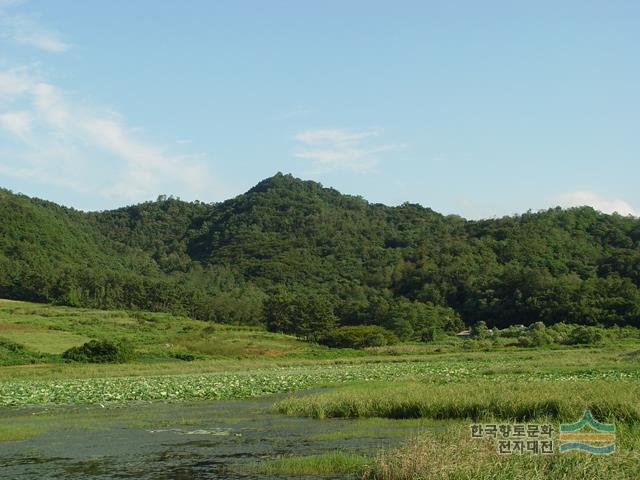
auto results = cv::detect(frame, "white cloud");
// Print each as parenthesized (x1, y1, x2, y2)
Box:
(0, 66, 34, 99)
(554, 191, 637, 216)
(11, 24, 68, 53)
(294, 128, 399, 173)
(0, 2, 69, 53)
(0, 110, 30, 137)
(0, 4, 219, 206)
(295, 128, 378, 146)
(32, 82, 69, 128)
(83, 117, 211, 200)
(0, 0, 69, 53)
(0, 65, 216, 205)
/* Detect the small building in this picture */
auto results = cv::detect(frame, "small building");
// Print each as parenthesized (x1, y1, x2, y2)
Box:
(456, 330, 472, 338)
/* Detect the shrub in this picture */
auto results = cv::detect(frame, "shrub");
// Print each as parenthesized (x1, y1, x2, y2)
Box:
(0, 338, 51, 366)
(564, 326, 604, 345)
(499, 325, 526, 338)
(0, 338, 26, 354)
(364, 333, 388, 347)
(320, 326, 399, 349)
(518, 322, 552, 347)
(172, 352, 197, 361)
(419, 327, 442, 343)
(62, 339, 131, 363)
(471, 321, 490, 339)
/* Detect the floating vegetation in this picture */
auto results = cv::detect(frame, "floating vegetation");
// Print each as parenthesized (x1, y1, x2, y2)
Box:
(1, 360, 638, 407)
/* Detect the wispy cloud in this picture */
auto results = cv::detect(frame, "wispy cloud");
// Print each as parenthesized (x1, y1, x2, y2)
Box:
(0, 110, 30, 138)
(294, 127, 399, 173)
(1, 14, 69, 52)
(295, 128, 378, 145)
(83, 117, 211, 200)
(0, 65, 33, 98)
(0, 1, 69, 53)
(554, 191, 637, 216)
(0, 65, 216, 205)
(0, 1, 225, 208)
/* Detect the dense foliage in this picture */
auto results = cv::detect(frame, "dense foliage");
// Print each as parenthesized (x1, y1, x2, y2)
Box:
(467, 321, 640, 348)
(62, 339, 131, 363)
(1, 173, 640, 337)
(319, 325, 399, 349)
(0, 338, 51, 366)
(263, 292, 337, 341)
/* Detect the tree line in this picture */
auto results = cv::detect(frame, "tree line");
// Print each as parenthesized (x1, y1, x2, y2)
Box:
(1, 173, 639, 340)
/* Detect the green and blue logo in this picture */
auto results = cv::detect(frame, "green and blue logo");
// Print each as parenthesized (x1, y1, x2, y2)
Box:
(559, 410, 615, 455)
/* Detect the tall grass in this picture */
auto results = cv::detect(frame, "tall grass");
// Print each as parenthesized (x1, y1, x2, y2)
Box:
(364, 425, 640, 480)
(254, 452, 370, 477)
(276, 380, 640, 423)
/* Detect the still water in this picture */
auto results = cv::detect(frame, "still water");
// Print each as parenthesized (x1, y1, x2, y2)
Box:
(0, 394, 432, 479)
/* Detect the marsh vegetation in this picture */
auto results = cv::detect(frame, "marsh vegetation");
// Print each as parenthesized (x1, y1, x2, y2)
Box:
(1, 299, 639, 478)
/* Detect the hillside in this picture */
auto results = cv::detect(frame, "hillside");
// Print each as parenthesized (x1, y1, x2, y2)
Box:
(0, 299, 317, 367)
(1, 173, 639, 338)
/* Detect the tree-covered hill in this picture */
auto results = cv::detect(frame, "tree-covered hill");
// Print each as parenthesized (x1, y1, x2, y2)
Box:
(0, 188, 158, 303)
(1, 173, 639, 337)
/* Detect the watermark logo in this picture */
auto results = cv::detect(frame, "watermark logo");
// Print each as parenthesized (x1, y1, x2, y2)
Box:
(559, 410, 615, 455)
(470, 411, 616, 455)
(470, 423, 554, 455)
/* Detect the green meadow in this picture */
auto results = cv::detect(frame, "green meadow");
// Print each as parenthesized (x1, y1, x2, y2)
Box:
(1, 298, 639, 479)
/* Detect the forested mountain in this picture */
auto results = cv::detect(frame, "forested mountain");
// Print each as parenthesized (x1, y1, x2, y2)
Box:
(1, 173, 639, 338)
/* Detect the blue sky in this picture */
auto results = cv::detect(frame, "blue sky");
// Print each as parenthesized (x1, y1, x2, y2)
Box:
(0, 0, 638, 218)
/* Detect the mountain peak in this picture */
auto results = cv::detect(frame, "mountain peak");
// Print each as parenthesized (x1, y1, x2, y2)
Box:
(247, 172, 322, 194)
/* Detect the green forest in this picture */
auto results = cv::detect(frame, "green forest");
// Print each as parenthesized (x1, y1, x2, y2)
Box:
(1, 173, 639, 341)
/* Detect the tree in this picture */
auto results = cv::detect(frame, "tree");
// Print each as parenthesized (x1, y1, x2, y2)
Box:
(471, 321, 490, 339)
(319, 325, 398, 349)
(2, 177, 640, 333)
(263, 292, 337, 341)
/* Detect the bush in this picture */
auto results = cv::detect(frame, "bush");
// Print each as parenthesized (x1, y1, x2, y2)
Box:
(518, 322, 552, 347)
(462, 339, 493, 350)
(62, 339, 131, 363)
(320, 326, 399, 349)
(471, 321, 490, 339)
(0, 338, 26, 354)
(419, 327, 443, 343)
(172, 352, 197, 361)
(499, 325, 527, 338)
(518, 332, 551, 348)
(564, 326, 604, 345)
(0, 338, 51, 366)
(364, 333, 388, 347)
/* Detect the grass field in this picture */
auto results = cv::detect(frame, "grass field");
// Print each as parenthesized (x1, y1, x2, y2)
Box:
(275, 380, 640, 422)
(270, 376, 640, 479)
(1, 299, 639, 478)
(0, 298, 325, 365)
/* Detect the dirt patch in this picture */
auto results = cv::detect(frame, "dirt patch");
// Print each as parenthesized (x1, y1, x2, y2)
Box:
(0, 323, 34, 331)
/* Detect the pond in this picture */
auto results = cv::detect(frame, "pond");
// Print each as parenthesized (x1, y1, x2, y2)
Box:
(0, 393, 438, 479)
